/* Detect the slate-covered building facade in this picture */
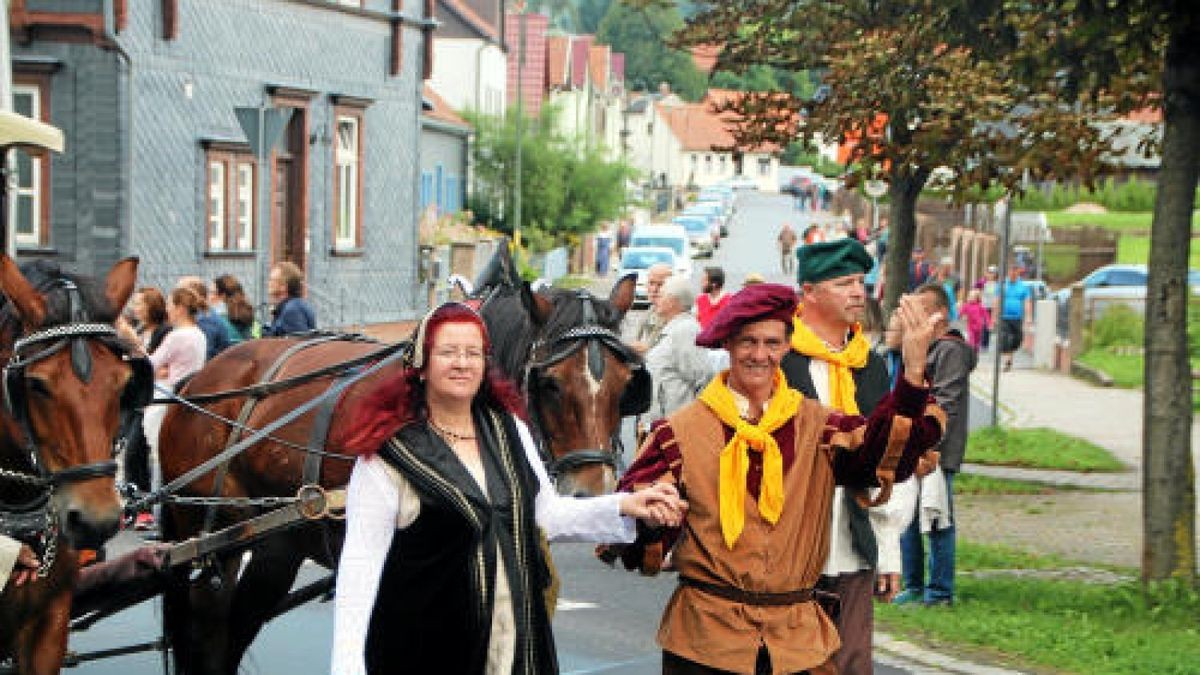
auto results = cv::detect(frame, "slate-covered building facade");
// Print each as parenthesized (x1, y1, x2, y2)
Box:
(9, 0, 435, 325)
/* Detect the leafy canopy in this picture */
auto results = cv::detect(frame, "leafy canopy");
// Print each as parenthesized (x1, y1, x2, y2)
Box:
(465, 104, 635, 252)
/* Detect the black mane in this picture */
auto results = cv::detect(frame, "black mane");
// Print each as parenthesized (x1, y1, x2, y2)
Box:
(0, 260, 116, 333)
(481, 285, 624, 383)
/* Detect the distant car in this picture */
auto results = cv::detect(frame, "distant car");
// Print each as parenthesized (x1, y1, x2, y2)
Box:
(696, 190, 735, 219)
(685, 201, 728, 237)
(618, 246, 677, 307)
(1052, 264, 1155, 336)
(672, 215, 716, 257)
(723, 174, 758, 191)
(629, 224, 692, 279)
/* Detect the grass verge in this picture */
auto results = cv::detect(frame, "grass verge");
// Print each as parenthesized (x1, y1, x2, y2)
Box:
(877, 541, 1200, 675)
(954, 473, 1061, 495)
(967, 427, 1125, 472)
(1043, 209, 1199, 232)
(1116, 235, 1200, 268)
(1076, 349, 1200, 410)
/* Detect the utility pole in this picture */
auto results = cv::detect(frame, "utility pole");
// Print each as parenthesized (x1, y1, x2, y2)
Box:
(512, 0, 526, 250)
(991, 194, 1012, 427)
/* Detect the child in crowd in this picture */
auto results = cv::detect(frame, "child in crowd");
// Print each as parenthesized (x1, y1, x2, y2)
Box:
(959, 288, 992, 352)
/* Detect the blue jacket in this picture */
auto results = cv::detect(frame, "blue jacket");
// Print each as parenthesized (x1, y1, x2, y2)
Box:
(266, 297, 316, 336)
(196, 311, 232, 360)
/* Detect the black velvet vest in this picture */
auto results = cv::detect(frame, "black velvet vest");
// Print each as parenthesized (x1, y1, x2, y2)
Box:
(781, 348, 891, 568)
(365, 407, 557, 675)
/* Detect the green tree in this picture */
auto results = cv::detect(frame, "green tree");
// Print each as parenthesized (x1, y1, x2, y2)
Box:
(1005, 0, 1199, 586)
(597, 1, 706, 100)
(651, 0, 1107, 315)
(466, 105, 635, 252)
(576, 0, 614, 34)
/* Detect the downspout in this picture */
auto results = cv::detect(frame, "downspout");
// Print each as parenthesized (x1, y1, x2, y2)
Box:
(102, 0, 133, 260)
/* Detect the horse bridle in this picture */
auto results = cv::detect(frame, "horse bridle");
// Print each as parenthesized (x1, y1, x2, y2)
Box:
(1, 280, 154, 494)
(523, 290, 651, 477)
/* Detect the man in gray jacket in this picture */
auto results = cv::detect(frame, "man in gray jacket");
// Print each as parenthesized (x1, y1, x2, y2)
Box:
(894, 282, 978, 606)
(644, 277, 713, 421)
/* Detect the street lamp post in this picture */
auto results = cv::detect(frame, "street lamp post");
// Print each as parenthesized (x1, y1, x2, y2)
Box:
(991, 194, 1013, 427)
(512, 0, 527, 250)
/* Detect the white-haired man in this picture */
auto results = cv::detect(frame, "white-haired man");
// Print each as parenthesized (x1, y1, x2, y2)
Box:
(644, 277, 713, 421)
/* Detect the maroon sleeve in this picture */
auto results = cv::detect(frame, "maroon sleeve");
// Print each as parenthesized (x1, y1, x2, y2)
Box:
(823, 376, 946, 498)
(598, 419, 683, 573)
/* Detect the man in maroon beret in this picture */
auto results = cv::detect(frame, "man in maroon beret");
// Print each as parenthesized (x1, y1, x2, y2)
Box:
(600, 283, 948, 675)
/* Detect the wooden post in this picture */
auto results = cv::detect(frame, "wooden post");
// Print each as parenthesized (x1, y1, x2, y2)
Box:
(1068, 282, 1086, 360)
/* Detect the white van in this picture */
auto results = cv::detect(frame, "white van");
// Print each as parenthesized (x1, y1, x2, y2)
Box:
(630, 224, 692, 278)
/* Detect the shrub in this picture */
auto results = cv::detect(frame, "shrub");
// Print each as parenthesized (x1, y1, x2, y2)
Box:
(1088, 303, 1144, 349)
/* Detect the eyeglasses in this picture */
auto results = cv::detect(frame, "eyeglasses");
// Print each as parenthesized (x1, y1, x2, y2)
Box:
(432, 347, 486, 363)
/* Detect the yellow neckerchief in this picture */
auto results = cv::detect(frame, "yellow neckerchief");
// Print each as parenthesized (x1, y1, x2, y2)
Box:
(698, 369, 804, 550)
(790, 308, 871, 414)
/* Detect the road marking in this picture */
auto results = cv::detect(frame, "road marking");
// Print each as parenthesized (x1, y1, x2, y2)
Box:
(556, 598, 599, 611)
(563, 654, 660, 674)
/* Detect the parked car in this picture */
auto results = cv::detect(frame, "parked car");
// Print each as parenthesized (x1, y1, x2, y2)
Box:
(685, 201, 729, 237)
(697, 189, 735, 218)
(672, 215, 716, 257)
(723, 174, 758, 191)
(618, 246, 678, 307)
(1050, 264, 1200, 337)
(629, 224, 692, 279)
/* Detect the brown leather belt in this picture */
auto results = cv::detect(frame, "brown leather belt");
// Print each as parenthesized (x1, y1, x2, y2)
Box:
(679, 576, 816, 607)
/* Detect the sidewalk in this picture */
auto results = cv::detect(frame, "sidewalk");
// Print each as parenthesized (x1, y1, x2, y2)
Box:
(966, 349, 1200, 485)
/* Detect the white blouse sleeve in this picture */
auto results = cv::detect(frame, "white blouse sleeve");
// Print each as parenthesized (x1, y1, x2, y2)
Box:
(331, 456, 402, 675)
(514, 416, 636, 543)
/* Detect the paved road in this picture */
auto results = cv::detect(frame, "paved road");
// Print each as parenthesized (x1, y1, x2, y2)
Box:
(66, 192, 933, 674)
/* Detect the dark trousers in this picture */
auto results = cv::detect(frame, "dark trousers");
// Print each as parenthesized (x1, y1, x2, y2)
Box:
(900, 470, 957, 603)
(664, 648, 810, 675)
(818, 568, 875, 675)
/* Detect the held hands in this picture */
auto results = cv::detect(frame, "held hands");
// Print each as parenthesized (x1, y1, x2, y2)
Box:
(619, 483, 688, 529)
(897, 295, 943, 387)
(10, 544, 40, 587)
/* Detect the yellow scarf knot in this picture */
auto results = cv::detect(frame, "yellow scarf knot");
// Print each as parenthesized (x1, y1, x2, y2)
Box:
(699, 370, 803, 550)
(790, 312, 871, 415)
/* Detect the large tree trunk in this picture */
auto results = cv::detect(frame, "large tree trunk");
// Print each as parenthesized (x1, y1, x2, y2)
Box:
(881, 170, 928, 315)
(1142, 23, 1200, 585)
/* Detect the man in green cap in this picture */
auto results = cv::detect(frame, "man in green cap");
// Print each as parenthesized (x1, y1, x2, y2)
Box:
(782, 237, 902, 675)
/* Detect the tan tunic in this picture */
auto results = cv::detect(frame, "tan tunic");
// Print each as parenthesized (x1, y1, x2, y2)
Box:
(658, 400, 840, 674)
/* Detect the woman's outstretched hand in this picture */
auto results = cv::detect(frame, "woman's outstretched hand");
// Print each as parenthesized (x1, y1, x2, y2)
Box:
(619, 483, 688, 528)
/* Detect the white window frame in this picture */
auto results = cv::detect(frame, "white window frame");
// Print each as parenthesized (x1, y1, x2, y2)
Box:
(334, 114, 361, 250)
(207, 160, 226, 251)
(235, 162, 255, 250)
(12, 84, 43, 249)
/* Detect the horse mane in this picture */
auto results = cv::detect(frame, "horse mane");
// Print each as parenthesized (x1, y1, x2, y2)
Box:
(482, 284, 625, 383)
(0, 260, 117, 333)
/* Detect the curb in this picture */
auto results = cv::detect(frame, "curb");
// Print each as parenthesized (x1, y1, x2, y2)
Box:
(1069, 359, 1114, 387)
(875, 632, 1029, 675)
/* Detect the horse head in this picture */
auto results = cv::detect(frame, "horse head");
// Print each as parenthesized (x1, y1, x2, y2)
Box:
(0, 256, 147, 551)
(507, 274, 644, 497)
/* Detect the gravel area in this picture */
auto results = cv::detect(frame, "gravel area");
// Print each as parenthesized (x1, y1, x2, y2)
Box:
(956, 491, 1144, 569)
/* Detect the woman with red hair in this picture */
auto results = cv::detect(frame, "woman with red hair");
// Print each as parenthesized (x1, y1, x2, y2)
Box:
(332, 303, 684, 675)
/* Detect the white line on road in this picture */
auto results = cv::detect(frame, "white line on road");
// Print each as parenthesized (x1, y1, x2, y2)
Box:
(556, 598, 599, 611)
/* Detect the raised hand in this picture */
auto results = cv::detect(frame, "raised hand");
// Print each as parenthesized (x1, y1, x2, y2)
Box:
(619, 482, 689, 528)
(897, 294, 943, 386)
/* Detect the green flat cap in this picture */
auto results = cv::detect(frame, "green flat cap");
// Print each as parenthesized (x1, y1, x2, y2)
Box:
(796, 238, 874, 284)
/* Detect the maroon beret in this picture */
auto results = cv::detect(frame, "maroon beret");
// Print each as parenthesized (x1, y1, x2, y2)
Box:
(695, 283, 798, 348)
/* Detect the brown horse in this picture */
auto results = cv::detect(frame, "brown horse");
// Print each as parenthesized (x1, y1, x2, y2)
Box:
(0, 256, 146, 675)
(156, 265, 643, 674)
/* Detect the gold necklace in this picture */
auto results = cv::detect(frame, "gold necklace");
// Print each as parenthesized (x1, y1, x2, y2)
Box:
(429, 419, 476, 443)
